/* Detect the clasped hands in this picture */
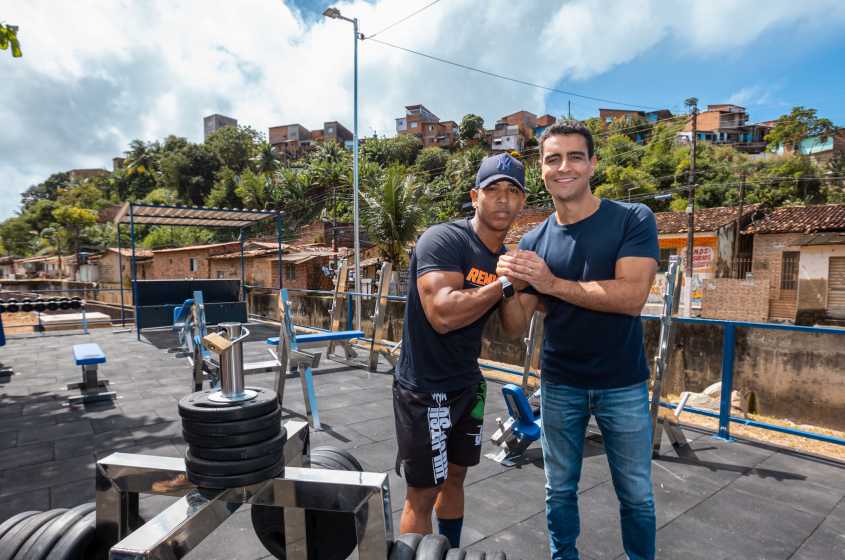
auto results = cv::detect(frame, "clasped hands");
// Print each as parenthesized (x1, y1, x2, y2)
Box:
(497, 250, 552, 293)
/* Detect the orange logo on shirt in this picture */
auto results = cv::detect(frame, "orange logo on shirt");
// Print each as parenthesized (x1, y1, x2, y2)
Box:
(466, 268, 498, 286)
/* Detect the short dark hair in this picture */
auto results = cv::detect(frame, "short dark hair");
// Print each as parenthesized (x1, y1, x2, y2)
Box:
(539, 120, 595, 160)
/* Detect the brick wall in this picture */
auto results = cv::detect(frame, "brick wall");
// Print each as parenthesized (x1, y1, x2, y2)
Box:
(751, 233, 803, 300)
(701, 278, 771, 322)
(269, 256, 335, 292)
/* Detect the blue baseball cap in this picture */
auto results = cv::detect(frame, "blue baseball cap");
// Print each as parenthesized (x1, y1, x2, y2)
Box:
(475, 153, 525, 191)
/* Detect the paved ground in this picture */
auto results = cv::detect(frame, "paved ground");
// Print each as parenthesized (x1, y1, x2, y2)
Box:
(1, 324, 844, 560)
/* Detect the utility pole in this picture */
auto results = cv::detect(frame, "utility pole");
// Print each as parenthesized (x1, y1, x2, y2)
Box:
(332, 186, 338, 268)
(733, 172, 746, 279)
(683, 100, 698, 317)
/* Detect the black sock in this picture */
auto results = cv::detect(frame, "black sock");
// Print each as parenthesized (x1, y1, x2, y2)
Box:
(436, 516, 463, 549)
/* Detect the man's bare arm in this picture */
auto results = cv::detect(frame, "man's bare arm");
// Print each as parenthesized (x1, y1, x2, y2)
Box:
(418, 270, 504, 334)
(500, 251, 657, 317)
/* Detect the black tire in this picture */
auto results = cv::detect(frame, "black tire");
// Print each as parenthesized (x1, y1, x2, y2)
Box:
(18, 503, 95, 560)
(251, 445, 366, 560)
(389, 533, 423, 560)
(414, 534, 450, 560)
(485, 551, 506, 560)
(464, 550, 485, 560)
(46, 510, 97, 560)
(0, 509, 66, 560)
(310, 446, 363, 472)
(444, 549, 466, 560)
(0, 513, 39, 543)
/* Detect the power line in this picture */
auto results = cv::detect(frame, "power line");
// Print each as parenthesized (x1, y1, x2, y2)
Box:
(367, 0, 442, 39)
(364, 37, 659, 111)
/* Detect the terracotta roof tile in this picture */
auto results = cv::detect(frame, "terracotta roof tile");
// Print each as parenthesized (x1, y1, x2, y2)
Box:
(744, 204, 845, 234)
(655, 203, 764, 234)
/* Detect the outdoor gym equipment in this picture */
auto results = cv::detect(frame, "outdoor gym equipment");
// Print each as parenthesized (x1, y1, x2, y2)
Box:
(66, 342, 116, 405)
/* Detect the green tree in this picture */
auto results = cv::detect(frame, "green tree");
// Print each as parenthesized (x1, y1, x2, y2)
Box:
(124, 139, 161, 175)
(39, 227, 65, 275)
(234, 169, 271, 210)
(384, 134, 422, 167)
(0, 217, 34, 256)
(0, 23, 21, 57)
(20, 172, 68, 213)
(360, 165, 428, 268)
(52, 206, 97, 267)
(25, 199, 62, 233)
(206, 168, 244, 209)
(272, 166, 325, 232)
(361, 136, 391, 167)
(251, 143, 280, 177)
(205, 125, 264, 173)
(766, 106, 837, 154)
(415, 147, 448, 179)
(58, 181, 106, 209)
(459, 114, 484, 141)
(160, 143, 223, 206)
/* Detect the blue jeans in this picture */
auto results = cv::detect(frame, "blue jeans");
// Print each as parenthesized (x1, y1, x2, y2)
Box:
(541, 380, 655, 560)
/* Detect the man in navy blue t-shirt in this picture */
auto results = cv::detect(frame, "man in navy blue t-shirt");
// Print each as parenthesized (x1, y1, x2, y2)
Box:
(394, 153, 528, 548)
(497, 121, 659, 560)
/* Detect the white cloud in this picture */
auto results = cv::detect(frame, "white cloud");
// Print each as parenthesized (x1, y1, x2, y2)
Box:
(2, 0, 845, 221)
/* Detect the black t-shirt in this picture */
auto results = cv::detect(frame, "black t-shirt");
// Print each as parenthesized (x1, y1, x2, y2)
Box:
(395, 218, 505, 392)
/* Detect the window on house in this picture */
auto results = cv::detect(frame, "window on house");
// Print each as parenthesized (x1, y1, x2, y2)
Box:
(658, 248, 677, 274)
(605, 117, 612, 123)
(625, 114, 631, 120)
(429, 125, 434, 131)
(290, 132, 296, 138)
(327, 127, 334, 133)
(285, 264, 296, 281)
(217, 271, 225, 279)
(411, 122, 418, 128)
(189, 258, 198, 272)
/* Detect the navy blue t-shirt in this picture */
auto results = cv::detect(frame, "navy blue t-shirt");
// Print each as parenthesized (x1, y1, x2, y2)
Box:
(395, 218, 505, 392)
(518, 199, 659, 390)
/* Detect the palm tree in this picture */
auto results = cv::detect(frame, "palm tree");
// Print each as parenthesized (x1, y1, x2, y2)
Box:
(251, 143, 280, 176)
(360, 165, 428, 269)
(273, 166, 326, 231)
(124, 139, 161, 175)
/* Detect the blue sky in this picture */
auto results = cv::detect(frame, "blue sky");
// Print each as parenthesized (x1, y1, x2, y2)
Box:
(2, 0, 845, 222)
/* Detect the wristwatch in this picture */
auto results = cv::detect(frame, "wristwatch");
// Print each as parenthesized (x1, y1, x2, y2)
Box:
(499, 276, 515, 300)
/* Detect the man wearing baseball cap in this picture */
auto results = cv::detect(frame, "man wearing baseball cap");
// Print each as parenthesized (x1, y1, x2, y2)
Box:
(393, 153, 527, 547)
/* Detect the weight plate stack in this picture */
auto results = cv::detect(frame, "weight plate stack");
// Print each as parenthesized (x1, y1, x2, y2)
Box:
(33, 299, 47, 313)
(58, 298, 71, 311)
(178, 387, 285, 489)
(20, 299, 34, 313)
(251, 446, 366, 560)
(6, 299, 19, 313)
(45, 299, 58, 312)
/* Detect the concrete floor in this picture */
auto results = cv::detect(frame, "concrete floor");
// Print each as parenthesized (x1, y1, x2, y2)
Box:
(1, 324, 843, 560)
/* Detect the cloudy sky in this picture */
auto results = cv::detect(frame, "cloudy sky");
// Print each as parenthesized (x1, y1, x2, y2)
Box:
(3, 0, 845, 221)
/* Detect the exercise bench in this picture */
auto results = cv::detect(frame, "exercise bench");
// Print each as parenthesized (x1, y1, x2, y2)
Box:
(67, 342, 116, 404)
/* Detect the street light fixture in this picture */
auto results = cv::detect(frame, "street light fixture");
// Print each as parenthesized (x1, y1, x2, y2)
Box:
(323, 6, 362, 330)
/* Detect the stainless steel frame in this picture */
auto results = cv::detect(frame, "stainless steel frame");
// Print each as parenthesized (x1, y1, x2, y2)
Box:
(96, 421, 393, 560)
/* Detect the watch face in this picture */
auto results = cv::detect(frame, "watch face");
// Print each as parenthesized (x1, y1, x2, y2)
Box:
(500, 277, 515, 299)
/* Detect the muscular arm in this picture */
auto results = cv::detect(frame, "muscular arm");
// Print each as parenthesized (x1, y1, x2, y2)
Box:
(418, 270, 505, 334)
(500, 251, 657, 317)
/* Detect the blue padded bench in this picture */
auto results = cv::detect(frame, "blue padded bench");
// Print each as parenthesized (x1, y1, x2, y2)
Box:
(501, 383, 542, 441)
(68, 343, 115, 404)
(267, 330, 365, 346)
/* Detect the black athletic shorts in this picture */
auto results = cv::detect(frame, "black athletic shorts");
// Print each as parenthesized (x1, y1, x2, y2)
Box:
(393, 378, 487, 488)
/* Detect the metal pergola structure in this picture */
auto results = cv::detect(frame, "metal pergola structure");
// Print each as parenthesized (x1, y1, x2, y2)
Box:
(112, 202, 282, 339)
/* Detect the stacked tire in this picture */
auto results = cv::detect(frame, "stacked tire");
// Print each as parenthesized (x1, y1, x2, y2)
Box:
(0, 502, 98, 560)
(251, 446, 365, 560)
(390, 533, 507, 560)
(178, 388, 286, 489)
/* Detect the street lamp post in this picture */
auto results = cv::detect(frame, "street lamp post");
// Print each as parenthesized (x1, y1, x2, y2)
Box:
(323, 6, 362, 330)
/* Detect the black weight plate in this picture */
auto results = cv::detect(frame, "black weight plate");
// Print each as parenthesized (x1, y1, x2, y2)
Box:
(182, 407, 281, 437)
(0, 512, 39, 542)
(178, 388, 279, 423)
(185, 446, 284, 477)
(444, 549, 466, 560)
(46, 510, 97, 560)
(415, 534, 450, 560)
(389, 533, 423, 560)
(0, 509, 66, 560)
(310, 446, 363, 472)
(186, 455, 285, 489)
(70, 297, 81, 301)
(45, 302, 58, 312)
(18, 502, 95, 560)
(33, 302, 46, 313)
(69, 300, 81, 310)
(6, 304, 19, 313)
(58, 301, 71, 310)
(188, 427, 287, 461)
(20, 299, 33, 313)
(182, 423, 280, 449)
